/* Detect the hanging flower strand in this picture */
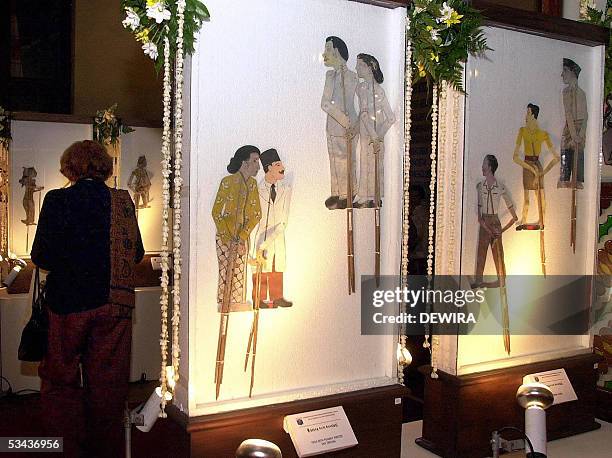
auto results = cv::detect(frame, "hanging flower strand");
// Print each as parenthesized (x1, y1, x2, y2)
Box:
(408, 0, 489, 379)
(171, 0, 186, 393)
(159, 35, 172, 415)
(121, 0, 208, 413)
(399, 13, 414, 383)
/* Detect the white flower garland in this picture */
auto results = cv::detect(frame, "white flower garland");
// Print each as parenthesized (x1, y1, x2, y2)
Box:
(159, 35, 172, 416)
(158, 0, 186, 416)
(435, 84, 447, 254)
(430, 83, 448, 379)
(399, 14, 414, 383)
(171, 0, 186, 391)
(423, 84, 438, 379)
(427, 85, 438, 278)
(448, 91, 460, 273)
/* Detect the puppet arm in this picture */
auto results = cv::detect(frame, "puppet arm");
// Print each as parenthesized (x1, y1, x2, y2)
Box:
(238, 183, 262, 241)
(501, 191, 518, 233)
(564, 92, 580, 146)
(321, 71, 350, 129)
(211, 178, 231, 241)
(478, 214, 494, 237)
(541, 134, 560, 175)
(377, 88, 396, 139)
(502, 208, 519, 233)
(513, 129, 537, 175)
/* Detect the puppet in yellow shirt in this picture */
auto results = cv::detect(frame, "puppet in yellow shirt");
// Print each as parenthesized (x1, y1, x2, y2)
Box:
(513, 103, 559, 229)
(212, 145, 262, 310)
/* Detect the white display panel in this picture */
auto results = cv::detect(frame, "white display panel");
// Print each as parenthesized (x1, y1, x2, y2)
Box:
(452, 27, 603, 375)
(187, 0, 405, 415)
(9, 121, 163, 256)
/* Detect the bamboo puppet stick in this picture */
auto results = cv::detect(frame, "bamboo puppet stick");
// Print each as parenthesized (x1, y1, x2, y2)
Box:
(535, 174, 546, 277)
(492, 237, 510, 355)
(214, 240, 239, 400)
(341, 67, 356, 294)
(372, 81, 381, 287)
(244, 254, 263, 397)
(570, 147, 579, 253)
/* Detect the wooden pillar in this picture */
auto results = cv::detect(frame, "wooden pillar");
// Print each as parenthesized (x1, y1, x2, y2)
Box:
(0, 142, 9, 256)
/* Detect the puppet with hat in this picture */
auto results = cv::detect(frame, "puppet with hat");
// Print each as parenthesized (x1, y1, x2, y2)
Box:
(251, 148, 293, 308)
(559, 57, 588, 189)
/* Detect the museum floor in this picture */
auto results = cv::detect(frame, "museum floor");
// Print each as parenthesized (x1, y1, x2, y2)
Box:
(401, 420, 612, 458)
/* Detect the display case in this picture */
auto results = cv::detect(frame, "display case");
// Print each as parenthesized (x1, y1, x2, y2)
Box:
(417, 5, 608, 457)
(173, 0, 411, 455)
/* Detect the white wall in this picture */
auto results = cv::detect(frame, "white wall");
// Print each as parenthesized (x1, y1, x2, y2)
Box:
(455, 27, 603, 374)
(9, 121, 163, 256)
(188, 0, 405, 415)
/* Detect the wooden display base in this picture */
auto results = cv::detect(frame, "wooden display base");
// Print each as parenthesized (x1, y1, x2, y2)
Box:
(168, 384, 409, 458)
(416, 354, 601, 458)
(595, 387, 612, 422)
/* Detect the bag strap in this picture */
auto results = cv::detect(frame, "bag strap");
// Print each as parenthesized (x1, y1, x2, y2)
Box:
(108, 188, 138, 308)
(31, 267, 40, 311)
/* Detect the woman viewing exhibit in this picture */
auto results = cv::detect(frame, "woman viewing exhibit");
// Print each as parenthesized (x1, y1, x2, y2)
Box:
(31, 140, 144, 458)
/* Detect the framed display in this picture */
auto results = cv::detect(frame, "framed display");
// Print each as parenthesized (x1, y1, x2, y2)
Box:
(417, 14, 606, 457)
(186, 0, 407, 415)
(432, 24, 605, 376)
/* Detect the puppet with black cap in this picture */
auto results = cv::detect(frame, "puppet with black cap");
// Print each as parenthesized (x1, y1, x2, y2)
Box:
(252, 148, 293, 308)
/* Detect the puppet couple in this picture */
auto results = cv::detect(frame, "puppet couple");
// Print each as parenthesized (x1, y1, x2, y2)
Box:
(211, 145, 293, 312)
(321, 36, 396, 210)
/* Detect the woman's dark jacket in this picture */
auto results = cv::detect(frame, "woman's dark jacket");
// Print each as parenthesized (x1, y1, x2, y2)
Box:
(31, 179, 145, 314)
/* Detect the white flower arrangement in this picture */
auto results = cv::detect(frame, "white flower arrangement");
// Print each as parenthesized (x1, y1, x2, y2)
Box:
(142, 42, 159, 60)
(146, 1, 171, 24)
(121, 0, 209, 68)
(410, 0, 488, 90)
(437, 2, 455, 24)
(122, 7, 140, 30)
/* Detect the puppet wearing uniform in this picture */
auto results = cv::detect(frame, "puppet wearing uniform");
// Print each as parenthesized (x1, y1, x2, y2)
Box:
(321, 36, 358, 210)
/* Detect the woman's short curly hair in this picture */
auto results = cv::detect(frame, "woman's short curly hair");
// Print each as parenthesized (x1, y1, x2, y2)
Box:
(60, 140, 113, 182)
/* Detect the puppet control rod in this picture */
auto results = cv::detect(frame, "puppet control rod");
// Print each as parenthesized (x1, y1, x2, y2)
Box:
(570, 145, 578, 253)
(493, 238, 511, 355)
(214, 239, 239, 399)
(244, 253, 264, 397)
(341, 67, 356, 294)
(373, 81, 381, 287)
(536, 178, 546, 276)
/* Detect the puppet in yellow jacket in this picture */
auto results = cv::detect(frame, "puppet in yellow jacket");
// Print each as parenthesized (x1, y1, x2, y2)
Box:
(212, 145, 262, 311)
